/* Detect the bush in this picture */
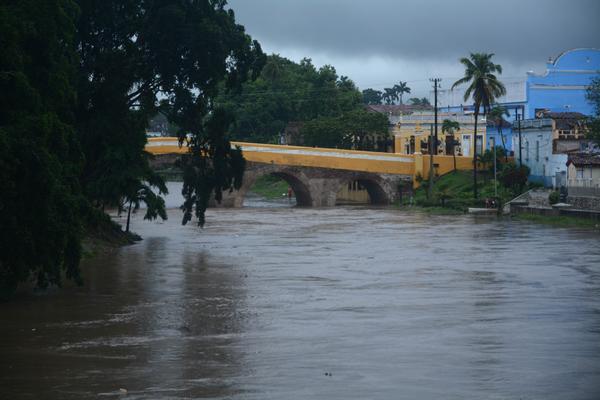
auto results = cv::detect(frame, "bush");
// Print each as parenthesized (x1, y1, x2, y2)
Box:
(549, 191, 560, 205)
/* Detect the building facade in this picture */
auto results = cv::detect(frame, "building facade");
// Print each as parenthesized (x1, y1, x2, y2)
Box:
(434, 48, 600, 157)
(392, 111, 486, 157)
(513, 112, 589, 187)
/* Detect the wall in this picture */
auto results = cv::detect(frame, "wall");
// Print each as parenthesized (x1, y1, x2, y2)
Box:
(513, 125, 568, 187)
(393, 112, 486, 157)
(526, 48, 600, 118)
(486, 126, 513, 154)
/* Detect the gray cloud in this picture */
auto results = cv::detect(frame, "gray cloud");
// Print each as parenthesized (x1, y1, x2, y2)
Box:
(229, 0, 600, 62)
(227, 0, 600, 96)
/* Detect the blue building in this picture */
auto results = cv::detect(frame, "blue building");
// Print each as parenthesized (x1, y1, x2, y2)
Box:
(486, 119, 513, 155)
(435, 48, 600, 153)
(525, 48, 600, 118)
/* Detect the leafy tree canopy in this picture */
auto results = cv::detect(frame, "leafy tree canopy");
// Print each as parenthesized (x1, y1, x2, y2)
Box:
(215, 55, 360, 143)
(0, 0, 83, 295)
(0, 0, 265, 295)
(301, 109, 390, 151)
(586, 76, 600, 145)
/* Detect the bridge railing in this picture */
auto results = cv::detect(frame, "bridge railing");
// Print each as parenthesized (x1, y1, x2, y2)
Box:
(146, 137, 481, 185)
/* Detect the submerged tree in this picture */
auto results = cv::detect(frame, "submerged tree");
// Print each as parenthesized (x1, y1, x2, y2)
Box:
(452, 53, 506, 199)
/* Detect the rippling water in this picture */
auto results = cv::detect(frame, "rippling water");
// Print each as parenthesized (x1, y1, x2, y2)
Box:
(2, 195, 600, 399)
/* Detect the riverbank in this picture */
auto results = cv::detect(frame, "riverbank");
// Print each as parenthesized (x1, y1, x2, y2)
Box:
(403, 170, 515, 211)
(82, 211, 141, 259)
(512, 213, 600, 230)
(249, 175, 289, 199)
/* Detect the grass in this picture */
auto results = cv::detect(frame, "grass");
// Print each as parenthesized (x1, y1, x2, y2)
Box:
(512, 213, 600, 230)
(403, 170, 515, 212)
(249, 175, 289, 199)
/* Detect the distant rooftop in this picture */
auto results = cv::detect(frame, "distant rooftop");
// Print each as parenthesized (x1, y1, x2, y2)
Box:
(365, 104, 433, 115)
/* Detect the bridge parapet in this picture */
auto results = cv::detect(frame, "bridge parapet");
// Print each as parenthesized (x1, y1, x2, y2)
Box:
(146, 138, 479, 197)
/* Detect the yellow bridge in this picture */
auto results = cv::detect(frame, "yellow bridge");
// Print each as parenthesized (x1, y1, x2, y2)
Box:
(146, 137, 474, 178)
(145, 137, 475, 206)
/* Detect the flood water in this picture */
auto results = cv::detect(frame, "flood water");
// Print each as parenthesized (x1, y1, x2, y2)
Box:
(2, 187, 600, 399)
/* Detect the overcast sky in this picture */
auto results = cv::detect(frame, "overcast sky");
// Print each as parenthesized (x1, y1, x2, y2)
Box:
(227, 0, 600, 98)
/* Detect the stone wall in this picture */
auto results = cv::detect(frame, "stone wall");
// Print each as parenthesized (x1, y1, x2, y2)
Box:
(567, 195, 600, 211)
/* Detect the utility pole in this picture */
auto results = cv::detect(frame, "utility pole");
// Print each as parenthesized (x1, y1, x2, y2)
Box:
(427, 78, 441, 200)
(516, 105, 523, 166)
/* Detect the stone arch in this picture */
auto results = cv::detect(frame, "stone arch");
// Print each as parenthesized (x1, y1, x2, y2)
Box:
(334, 175, 391, 205)
(234, 165, 313, 207)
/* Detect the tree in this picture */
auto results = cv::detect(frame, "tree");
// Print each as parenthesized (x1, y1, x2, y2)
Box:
(75, 0, 265, 227)
(0, 0, 83, 295)
(393, 81, 411, 104)
(122, 178, 168, 233)
(586, 76, 600, 145)
(487, 105, 510, 161)
(500, 162, 530, 195)
(382, 87, 398, 105)
(442, 119, 461, 171)
(216, 55, 361, 144)
(301, 108, 389, 151)
(452, 53, 506, 199)
(362, 88, 383, 105)
(408, 97, 431, 106)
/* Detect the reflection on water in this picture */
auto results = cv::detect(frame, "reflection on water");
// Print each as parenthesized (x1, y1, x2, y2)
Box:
(1, 201, 600, 399)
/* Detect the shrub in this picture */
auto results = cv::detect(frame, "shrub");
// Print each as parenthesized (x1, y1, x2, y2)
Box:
(549, 191, 560, 205)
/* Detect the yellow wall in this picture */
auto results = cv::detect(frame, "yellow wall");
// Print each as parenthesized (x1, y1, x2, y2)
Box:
(146, 138, 489, 189)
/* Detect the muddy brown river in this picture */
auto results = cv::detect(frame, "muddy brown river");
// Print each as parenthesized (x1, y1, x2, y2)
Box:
(2, 190, 600, 399)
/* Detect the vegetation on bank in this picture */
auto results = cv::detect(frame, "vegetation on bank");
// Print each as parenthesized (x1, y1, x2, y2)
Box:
(249, 175, 290, 199)
(402, 169, 518, 212)
(512, 214, 600, 230)
(0, 0, 264, 296)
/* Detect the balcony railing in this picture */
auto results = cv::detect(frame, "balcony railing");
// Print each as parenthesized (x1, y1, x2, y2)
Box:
(514, 118, 553, 129)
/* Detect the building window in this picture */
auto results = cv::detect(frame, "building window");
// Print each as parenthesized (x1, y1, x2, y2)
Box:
(535, 141, 539, 162)
(576, 168, 584, 179)
(525, 141, 529, 160)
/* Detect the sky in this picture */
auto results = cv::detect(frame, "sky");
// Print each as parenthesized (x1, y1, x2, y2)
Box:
(227, 0, 600, 98)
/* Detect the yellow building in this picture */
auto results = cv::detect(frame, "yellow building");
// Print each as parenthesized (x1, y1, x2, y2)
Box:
(392, 111, 487, 157)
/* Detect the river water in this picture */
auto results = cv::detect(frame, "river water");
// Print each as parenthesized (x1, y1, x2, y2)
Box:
(2, 186, 600, 399)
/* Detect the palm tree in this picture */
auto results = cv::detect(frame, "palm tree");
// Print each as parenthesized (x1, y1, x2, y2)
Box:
(442, 119, 460, 171)
(122, 179, 168, 233)
(452, 53, 506, 199)
(487, 105, 510, 161)
(383, 87, 398, 105)
(393, 81, 411, 104)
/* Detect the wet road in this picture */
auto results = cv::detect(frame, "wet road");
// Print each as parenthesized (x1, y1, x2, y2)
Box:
(2, 197, 600, 399)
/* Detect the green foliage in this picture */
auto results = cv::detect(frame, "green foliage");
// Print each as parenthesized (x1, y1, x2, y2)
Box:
(586, 76, 600, 116)
(301, 108, 390, 151)
(499, 162, 530, 195)
(586, 76, 600, 145)
(0, 0, 265, 295)
(409, 171, 515, 211)
(216, 55, 359, 143)
(75, 1, 265, 227)
(452, 52, 506, 198)
(393, 82, 411, 105)
(409, 97, 431, 106)
(548, 191, 560, 205)
(362, 88, 383, 105)
(0, 0, 83, 295)
(250, 175, 289, 199)
(441, 119, 460, 135)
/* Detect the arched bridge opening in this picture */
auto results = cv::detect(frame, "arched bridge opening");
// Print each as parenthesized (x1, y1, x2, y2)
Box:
(240, 170, 313, 208)
(335, 178, 390, 206)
